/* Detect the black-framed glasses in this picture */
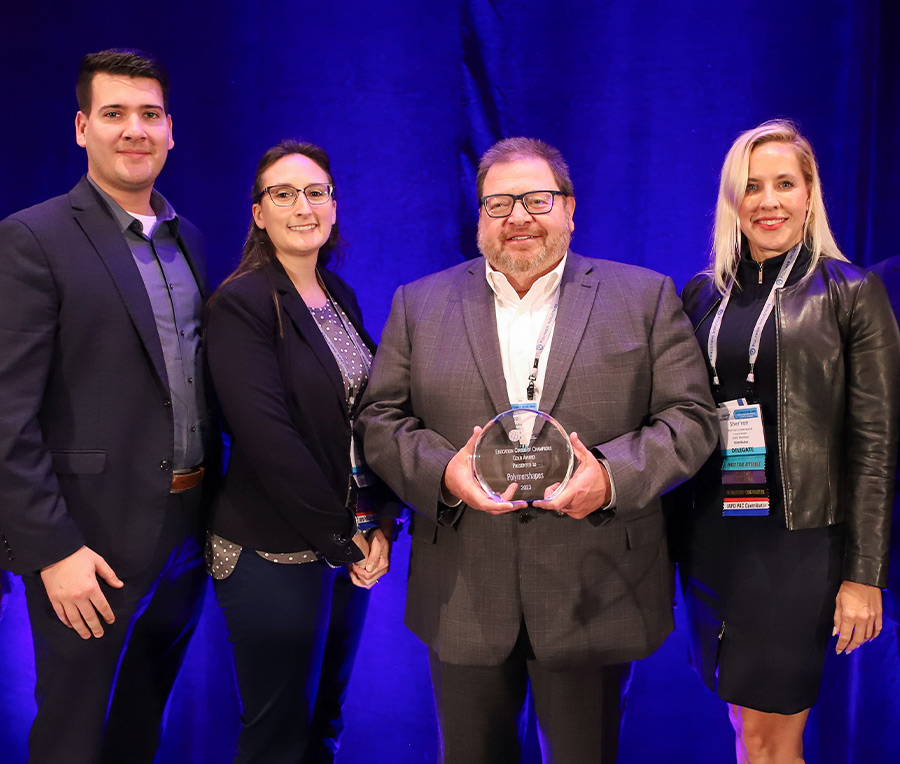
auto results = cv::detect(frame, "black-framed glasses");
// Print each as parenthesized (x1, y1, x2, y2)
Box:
(480, 190, 567, 218)
(257, 183, 335, 207)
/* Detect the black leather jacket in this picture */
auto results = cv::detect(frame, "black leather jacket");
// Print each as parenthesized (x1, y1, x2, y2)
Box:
(682, 256, 900, 587)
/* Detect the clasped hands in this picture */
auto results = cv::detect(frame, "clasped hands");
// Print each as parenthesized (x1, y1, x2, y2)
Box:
(442, 425, 611, 519)
(348, 520, 393, 589)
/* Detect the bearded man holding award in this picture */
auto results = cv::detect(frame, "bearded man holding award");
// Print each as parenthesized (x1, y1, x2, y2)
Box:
(357, 137, 718, 764)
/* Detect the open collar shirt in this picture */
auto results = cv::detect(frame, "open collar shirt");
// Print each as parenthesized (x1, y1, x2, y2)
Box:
(87, 175, 205, 469)
(484, 252, 616, 508)
(485, 253, 566, 411)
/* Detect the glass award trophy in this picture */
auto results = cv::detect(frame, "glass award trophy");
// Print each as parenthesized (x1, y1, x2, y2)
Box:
(472, 409, 575, 503)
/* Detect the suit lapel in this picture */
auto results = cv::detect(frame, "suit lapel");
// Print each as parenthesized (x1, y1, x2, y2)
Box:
(461, 260, 511, 415)
(70, 180, 169, 390)
(540, 253, 597, 415)
(272, 264, 347, 406)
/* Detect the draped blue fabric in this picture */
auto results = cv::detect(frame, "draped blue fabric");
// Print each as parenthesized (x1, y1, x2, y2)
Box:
(1, 1, 898, 761)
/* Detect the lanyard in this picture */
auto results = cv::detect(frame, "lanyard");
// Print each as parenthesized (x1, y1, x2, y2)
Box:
(314, 273, 372, 412)
(707, 243, 801, 388)
(526, 298, 559, 401)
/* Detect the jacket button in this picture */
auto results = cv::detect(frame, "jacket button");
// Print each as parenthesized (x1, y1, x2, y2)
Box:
(518, 513, 531, 524)
(159, 460, 171, 471)
(332, 533, 345, 543)
(163, 398, 172, 407)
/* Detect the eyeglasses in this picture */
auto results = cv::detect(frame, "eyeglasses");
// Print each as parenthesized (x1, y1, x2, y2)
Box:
(257, 183, 335, 207)
(480, 190, 567, 218)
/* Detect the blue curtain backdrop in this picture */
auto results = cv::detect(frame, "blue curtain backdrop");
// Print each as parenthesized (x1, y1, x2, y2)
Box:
(1, 1, 899, 762)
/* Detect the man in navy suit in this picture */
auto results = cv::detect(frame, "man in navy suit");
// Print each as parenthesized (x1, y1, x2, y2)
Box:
(0, 49, 212, 763)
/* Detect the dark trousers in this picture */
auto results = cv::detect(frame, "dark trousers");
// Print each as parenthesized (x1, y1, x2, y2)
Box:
(214, 550, 370, 764)
(22, 489, 206, 764)
(429, 624, 632, 764)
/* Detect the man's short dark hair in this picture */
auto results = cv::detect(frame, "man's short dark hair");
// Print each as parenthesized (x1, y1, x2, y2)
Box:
(76, 48, 170, 114)
(476, 137, 575, 198)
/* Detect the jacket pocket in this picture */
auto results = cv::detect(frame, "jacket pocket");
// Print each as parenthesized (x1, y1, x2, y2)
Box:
(624, 511, 663, 550)
(410, 515, 438, 544)
(50, 450, 106, 475)
(600, 343, 647, 368)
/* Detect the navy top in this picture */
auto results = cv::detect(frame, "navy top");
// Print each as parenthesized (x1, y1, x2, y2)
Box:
(694, 246, 813, 516)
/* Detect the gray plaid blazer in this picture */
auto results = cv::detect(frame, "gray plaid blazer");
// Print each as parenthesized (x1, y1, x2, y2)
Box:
(358, 252, 717, 667)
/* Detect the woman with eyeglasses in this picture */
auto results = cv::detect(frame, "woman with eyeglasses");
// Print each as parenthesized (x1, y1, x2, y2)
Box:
(205, 139, 399, 763)
(677, 120, 900, 763)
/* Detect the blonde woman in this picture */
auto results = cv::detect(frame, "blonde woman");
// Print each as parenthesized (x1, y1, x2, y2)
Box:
(679, 120, 899, 763)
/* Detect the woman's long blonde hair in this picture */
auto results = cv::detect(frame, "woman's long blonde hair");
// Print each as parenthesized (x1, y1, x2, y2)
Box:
(710, 119, 846, 293)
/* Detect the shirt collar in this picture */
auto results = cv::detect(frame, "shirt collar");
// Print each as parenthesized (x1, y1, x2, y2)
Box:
(485, 252, 567, 310)
(86, 174, 178, 235)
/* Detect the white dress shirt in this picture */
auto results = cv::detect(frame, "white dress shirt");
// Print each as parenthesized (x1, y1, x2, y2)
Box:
(440, 254, 615, 509)
(484, 253, 616, 509)
(485, 255, 566, 409)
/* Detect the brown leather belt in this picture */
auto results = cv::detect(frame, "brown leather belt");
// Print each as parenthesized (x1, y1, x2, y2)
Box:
(171, 466, 205, 493)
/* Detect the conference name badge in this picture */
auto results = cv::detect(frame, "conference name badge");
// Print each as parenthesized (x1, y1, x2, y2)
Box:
(717, 400, 769, 517)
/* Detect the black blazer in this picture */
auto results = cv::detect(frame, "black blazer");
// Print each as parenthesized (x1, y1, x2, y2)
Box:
(0, 176, 211, 576)
(205, 260, 378, 564)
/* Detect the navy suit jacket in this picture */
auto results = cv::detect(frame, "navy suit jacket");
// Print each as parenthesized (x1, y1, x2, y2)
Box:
(0, 176, 210, 576)
(205, 260, 386, 564)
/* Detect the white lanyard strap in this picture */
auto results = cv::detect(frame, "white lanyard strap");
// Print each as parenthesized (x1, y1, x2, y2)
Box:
(707, 243, 801, 387)
(314, 275, 372, 411)
(526, 298, 559, 401)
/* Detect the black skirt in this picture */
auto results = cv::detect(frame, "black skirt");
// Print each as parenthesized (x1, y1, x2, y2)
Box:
(679, 458, 845, 714)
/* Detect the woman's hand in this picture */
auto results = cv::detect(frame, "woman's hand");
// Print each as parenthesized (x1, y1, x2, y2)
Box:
(833, 581, 883, 654)
(348, 528, 391, 589)
(350, 531, 369, 560)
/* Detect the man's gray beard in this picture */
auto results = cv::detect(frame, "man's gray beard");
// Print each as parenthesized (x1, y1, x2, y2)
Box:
(477, 223, 571, 279)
